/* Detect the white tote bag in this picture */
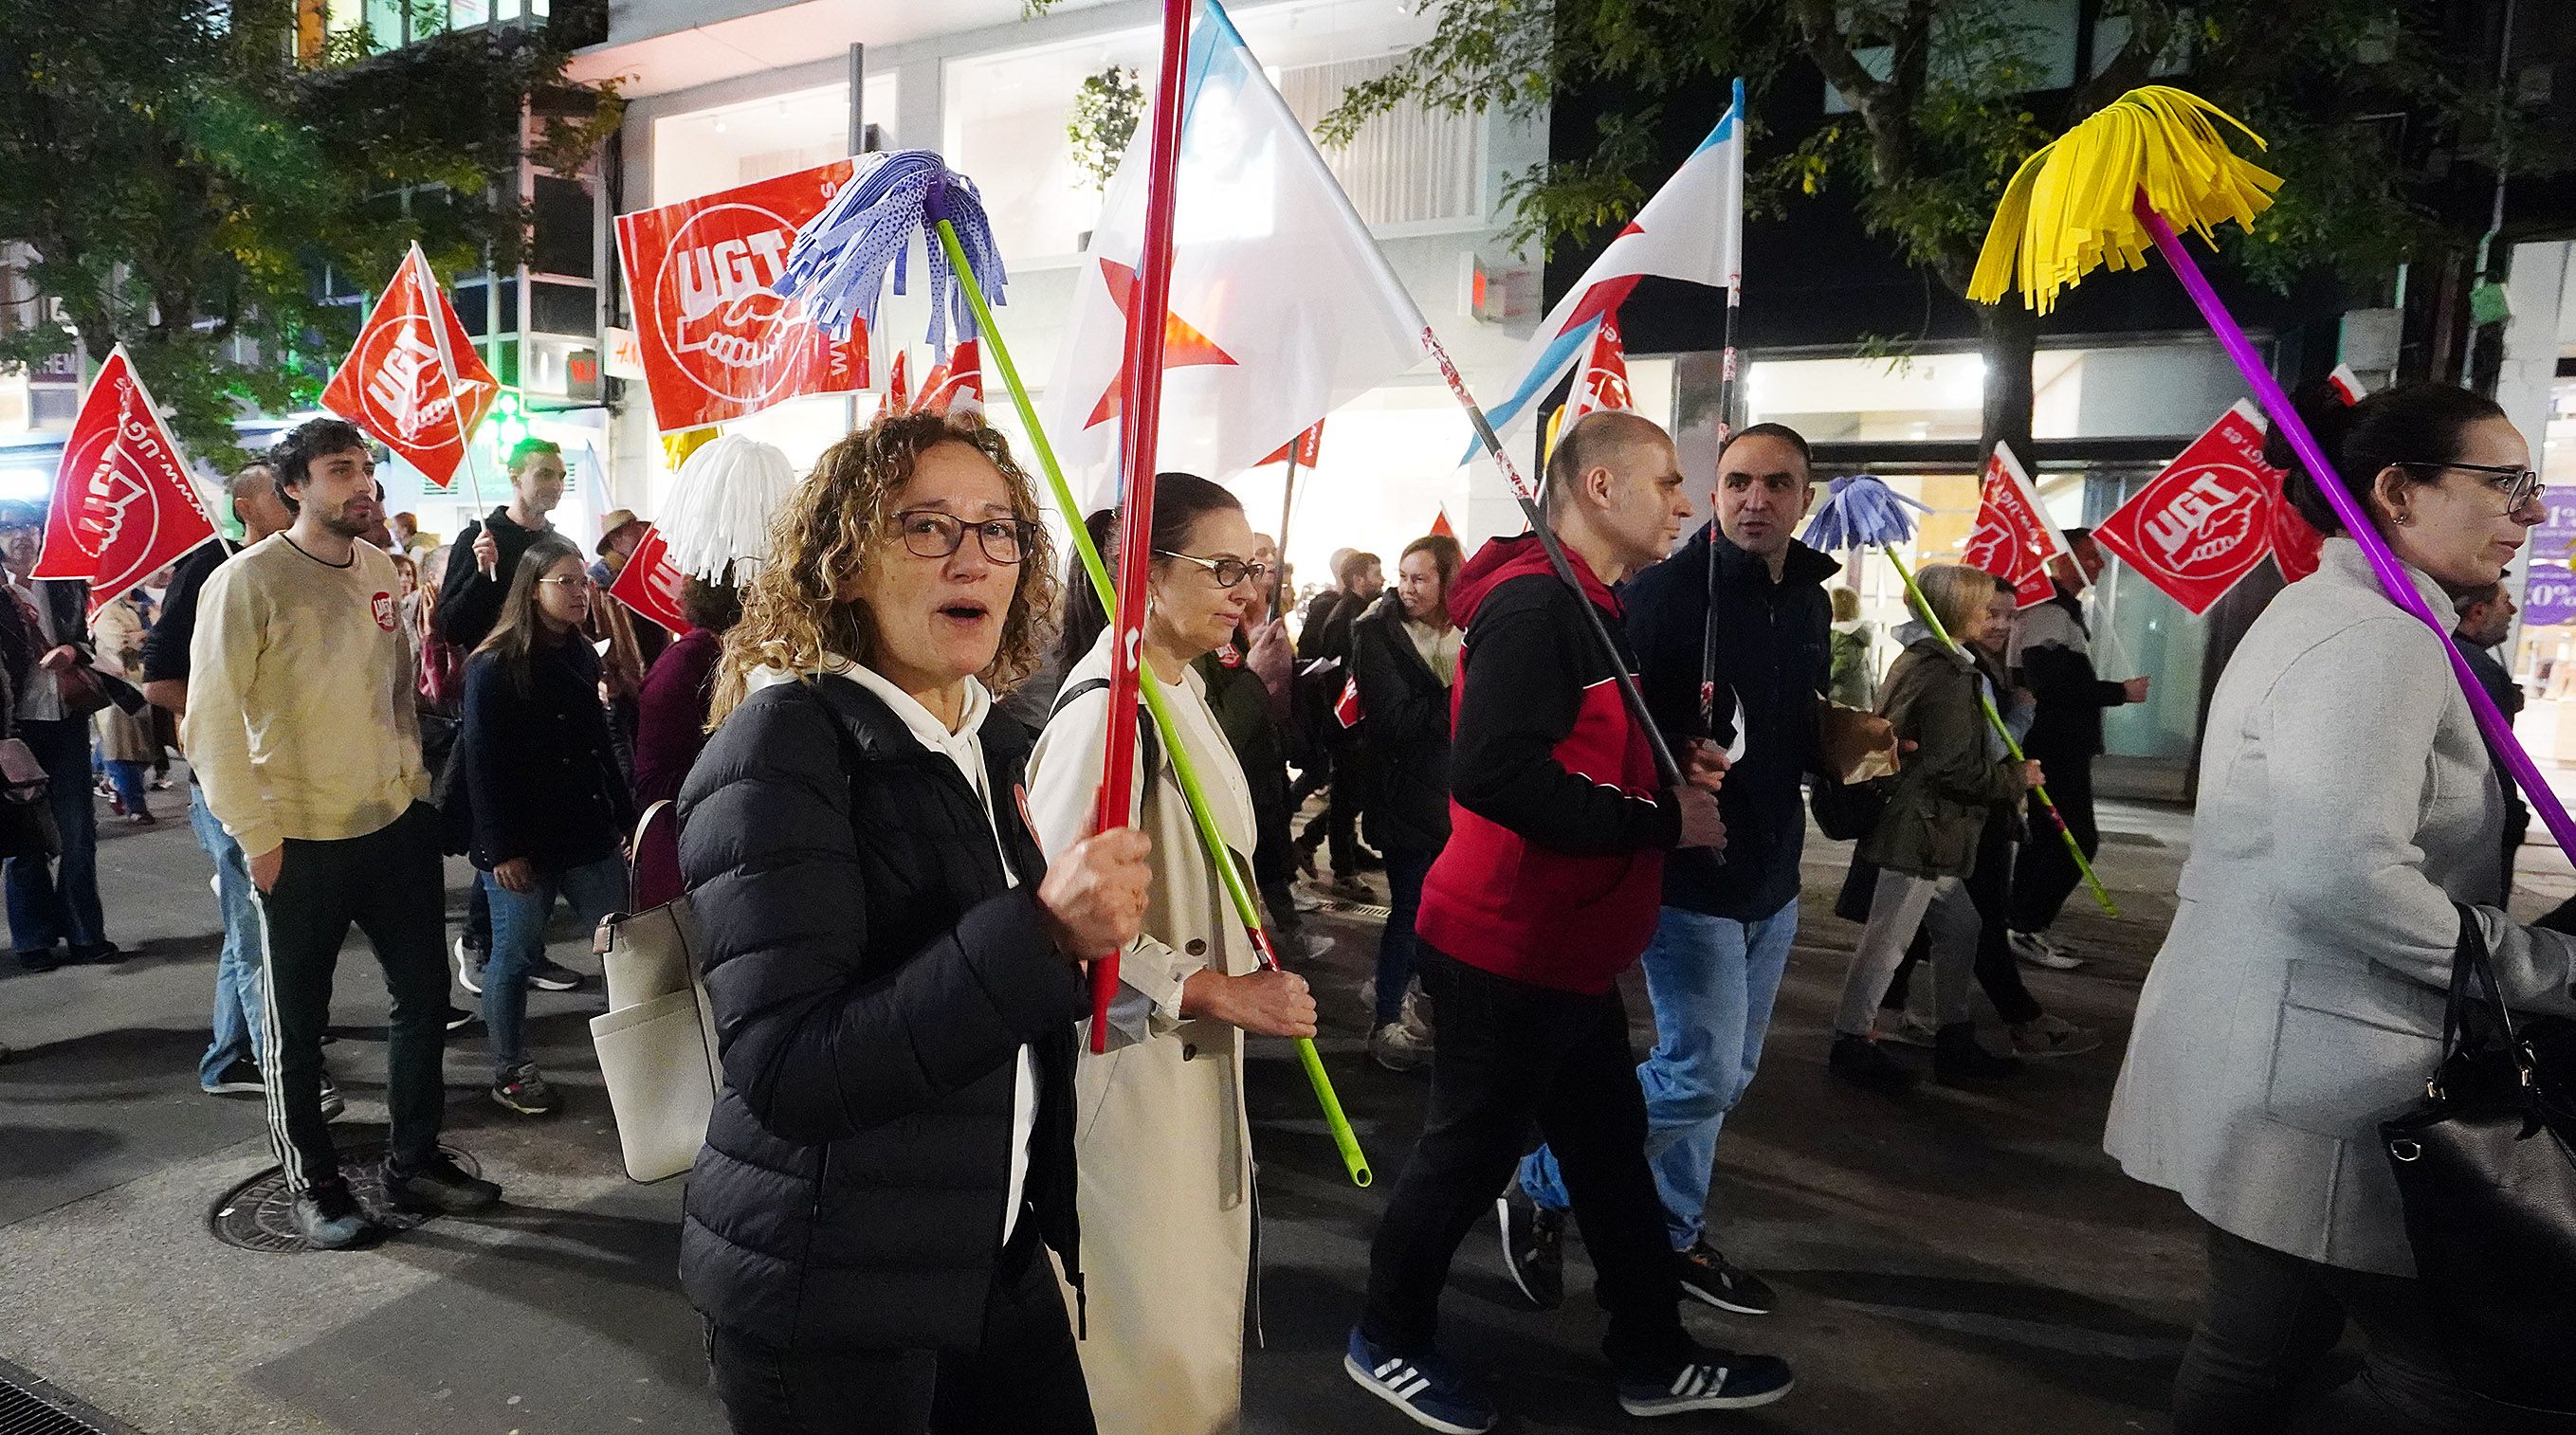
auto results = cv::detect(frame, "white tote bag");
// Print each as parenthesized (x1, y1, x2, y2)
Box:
(589, 803, 721, 1183)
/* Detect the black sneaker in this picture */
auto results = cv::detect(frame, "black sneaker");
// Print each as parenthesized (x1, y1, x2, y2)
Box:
(1675, 1241, 1776, 1316)
(16, 947, 62, 973)
(1829, 1032, 1917, 1093)
(69, 941, 121, 964)
(1616, 1349, 1795, 1416)
(453, 936, 485, 996)
(491, 1063, 560, 1117)
(528, 957, 584, 992)
(1495, 1190, 1565, 1311)
(292, 1182, 377, 1250)
(445, 1006, 476, 1032)
(202, 1057, 265, 1096)
(382, 1153, 502, 1214)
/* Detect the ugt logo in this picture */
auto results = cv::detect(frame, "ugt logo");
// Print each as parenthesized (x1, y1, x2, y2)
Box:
(655, 202, 802, 403)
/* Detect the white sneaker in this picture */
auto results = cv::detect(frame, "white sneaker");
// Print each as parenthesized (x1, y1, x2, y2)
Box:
(1292, 931, 1336, 962)
(2009, 929, 2085, 971)
(1878, 1013, 1940, 1048)
(1369, 1022, 1432, 1072)
(1398, 987, 1434, 1041)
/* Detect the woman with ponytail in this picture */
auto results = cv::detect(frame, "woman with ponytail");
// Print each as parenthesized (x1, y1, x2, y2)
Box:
(2107, 383, 2576, 1429)
(1025, 476, 1319, 1434)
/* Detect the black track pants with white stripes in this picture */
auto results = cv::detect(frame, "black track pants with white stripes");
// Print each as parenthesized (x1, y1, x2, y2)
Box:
(256, 803, 450, 1192)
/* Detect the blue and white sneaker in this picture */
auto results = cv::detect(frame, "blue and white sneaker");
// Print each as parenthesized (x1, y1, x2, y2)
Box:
(1344, 1329, 1497, 1434)
(1616, 1350, 1795, 1416)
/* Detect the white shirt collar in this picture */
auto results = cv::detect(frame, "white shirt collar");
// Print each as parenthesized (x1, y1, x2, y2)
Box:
(744, 652, 991, 756)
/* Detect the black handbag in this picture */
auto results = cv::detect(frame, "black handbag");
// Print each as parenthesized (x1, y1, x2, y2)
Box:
(2380, 904, 2576, 1411)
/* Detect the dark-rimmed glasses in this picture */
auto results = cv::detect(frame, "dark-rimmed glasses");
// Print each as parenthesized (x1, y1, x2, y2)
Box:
(1156, 551, 1270, 590)
(894, 510, 1039, 564)
(2400, 460, 2546, 511)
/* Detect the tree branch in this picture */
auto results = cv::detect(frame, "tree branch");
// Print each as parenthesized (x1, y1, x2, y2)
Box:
(1791, 0, 1886, 119)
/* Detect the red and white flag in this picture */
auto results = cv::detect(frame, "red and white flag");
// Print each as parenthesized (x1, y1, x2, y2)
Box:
(886, 349, 911, 415)
(35, 346, 222, 612)
(320, 244, 499, 491)
(607, 524, 691, 637)
(1259, 420, 1325, 469)
(1959, 441, 2068, 608)
(614, 159, 871, 434)
(917, 339, 984, 417)
(1430, 505, 1456, 539)
(1040, 0, 1429, 507)
(1333, 673, 1363, 729)
(1564, 318, 1634, 423)
(2268, 369, 2365, 583)
(2093, 400, 2279, 616)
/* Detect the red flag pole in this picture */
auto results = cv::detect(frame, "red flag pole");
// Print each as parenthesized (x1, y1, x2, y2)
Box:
(1089, 0, 1194, 1052)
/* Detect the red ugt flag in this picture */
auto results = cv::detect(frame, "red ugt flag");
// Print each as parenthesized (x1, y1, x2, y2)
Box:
(917, 339, 985, 418)
(615, 158, 870, 434)
(1333, 673, 1363, 729)
(2092, 400, 2279, 616)
(1565, 318, 1634, 422)
(1261, 419, 1325, 469)
(1959, 441, 2065, 609)
(607, 525, 691, 637)
(35, 346, 222, 612)
(320, 245, 499, 491)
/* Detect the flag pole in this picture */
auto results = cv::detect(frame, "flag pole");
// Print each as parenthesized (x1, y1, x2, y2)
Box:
(412, 245, 495, 516)
(928, 217, 1369, 1187)
(1700, 76, 1748, 735)
(1421, 328, 1687, 789)
(1275, 447, 1299, 621)
(1698, 285, 1742, 733)
(1089, 0, 1195, 1054)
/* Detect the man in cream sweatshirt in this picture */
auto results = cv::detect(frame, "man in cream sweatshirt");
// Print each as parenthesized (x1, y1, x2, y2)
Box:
(186, 417, 500, 1249)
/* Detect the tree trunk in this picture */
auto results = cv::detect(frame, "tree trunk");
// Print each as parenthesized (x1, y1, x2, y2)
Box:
(1978, 299, 2037, 463)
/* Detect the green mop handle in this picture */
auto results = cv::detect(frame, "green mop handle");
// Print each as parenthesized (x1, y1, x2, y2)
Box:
(1879, 548, 2119, 919)
(935, 219, 1372, 1188)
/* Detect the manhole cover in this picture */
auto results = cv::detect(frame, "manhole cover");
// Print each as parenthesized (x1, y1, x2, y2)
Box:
(209, 1141, 481, 1253)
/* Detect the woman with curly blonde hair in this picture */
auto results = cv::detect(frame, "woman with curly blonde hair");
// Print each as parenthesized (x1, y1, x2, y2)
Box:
(677, 411, 1152, 1433)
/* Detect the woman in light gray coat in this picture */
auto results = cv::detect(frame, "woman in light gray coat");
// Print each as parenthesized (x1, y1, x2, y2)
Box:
(2106, 382, 2576, 1431)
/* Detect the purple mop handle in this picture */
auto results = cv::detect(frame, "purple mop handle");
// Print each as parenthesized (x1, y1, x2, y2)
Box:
(2134, 192, 2576, 861)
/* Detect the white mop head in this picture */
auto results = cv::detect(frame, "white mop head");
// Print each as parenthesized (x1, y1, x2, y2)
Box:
(658, 434, 800, 585)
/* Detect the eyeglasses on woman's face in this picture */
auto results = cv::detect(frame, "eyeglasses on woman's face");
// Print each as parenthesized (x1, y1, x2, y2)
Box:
(894, 509, 1038, 564)
(1156, 551, 1271, 590)
(536, 573, 595, 592)
(2401, 460, 2548, 513)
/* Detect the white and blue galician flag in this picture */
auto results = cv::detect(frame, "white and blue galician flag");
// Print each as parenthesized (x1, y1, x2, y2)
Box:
(1470, 79, 1745, 469)
(1041, 0, 1432, 511)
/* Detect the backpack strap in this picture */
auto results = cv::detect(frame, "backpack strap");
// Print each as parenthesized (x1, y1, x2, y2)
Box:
(1048, 677, 1164, 786)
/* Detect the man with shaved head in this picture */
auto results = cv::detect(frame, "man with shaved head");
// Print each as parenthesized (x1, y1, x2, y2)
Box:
(1347, 410, 1793, 1428)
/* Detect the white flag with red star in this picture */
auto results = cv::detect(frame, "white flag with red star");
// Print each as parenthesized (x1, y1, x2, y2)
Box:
(1039, 0, 1428, 509)
(918, 339, 984, 417)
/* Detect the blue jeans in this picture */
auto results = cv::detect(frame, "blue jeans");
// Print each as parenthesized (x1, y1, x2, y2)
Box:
(104, 759, 151, 817)
(1373, 845, 1437, 1026)
(1520, 899, 1799, 1250)
(481, 856, 626, 1077)
(5, 718, 105, 955)
(192, 785, 265, 1082)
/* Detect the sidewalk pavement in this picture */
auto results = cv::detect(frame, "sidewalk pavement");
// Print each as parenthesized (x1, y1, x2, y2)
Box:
(3, 790, 2233, 1433)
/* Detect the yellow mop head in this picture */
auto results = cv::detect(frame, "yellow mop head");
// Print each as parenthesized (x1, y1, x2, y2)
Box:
(1968, 86, 2281, 314)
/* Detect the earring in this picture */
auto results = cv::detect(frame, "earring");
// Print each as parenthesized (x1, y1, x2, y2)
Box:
(2394, 510, 2415, 526)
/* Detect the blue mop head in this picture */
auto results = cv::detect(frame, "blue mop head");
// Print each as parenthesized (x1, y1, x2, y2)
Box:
(1802, 474, 1929, 553)
(772, 150, 1005, 353)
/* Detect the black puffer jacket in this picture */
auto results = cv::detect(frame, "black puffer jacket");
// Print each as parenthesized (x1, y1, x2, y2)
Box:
(1347, 593, 1452, 854)
(461, 639, 632, 873)
(676, 673, 1085, 1352)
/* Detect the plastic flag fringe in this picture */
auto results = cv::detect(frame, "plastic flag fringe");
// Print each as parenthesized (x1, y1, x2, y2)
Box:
(1969, 86, 2281, 315)
(657, 434, 801, 585)
(1803, 474, 1930, 554)
(773, 151, 1005, 354)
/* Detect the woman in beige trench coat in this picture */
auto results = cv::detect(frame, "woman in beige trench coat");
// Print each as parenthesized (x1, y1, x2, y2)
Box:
(1027, 477, 1320, 1435)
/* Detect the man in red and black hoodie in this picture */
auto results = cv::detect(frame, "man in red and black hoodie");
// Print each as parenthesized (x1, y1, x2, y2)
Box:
(1346, 412, 1795, 1429)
